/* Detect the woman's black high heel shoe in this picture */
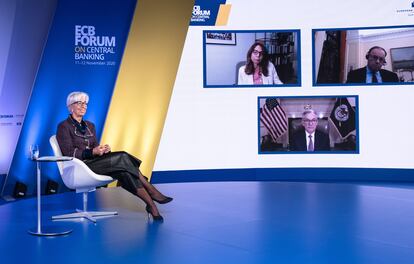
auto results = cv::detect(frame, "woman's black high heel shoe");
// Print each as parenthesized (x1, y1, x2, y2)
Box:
(146, 205, 164, 222)
(151, 196, 173, 204)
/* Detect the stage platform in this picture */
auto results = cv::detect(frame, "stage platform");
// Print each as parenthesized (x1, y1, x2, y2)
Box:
(1, 181, 414, 263)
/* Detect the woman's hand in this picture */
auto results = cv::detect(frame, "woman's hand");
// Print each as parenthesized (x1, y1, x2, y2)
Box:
(92, 145, 106, 156)
(103, 144, 111, 154)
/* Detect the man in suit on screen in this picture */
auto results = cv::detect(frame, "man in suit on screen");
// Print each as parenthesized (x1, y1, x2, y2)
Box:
(290, 109, 330, 152)
(346, 46, 399, 84)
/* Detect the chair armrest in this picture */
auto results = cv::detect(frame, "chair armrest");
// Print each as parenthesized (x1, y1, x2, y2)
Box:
(60, 158, 114, 190)
(37, 156, 73, 162)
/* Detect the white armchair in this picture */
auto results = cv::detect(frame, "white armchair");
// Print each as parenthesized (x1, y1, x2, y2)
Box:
(49, 135, 118, 223)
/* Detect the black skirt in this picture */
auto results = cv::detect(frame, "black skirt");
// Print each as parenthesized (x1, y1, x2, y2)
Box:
(84, 151, 143, 193)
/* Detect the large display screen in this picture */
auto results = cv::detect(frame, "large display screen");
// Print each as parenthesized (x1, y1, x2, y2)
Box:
(153, 0, 414, 173)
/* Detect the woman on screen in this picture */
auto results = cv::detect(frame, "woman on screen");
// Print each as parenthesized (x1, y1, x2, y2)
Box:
(238, 42, 283, 85)
(56, 91, 172, 222)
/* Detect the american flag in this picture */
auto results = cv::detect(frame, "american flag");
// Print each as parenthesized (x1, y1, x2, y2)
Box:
(260, 98, 287, 141)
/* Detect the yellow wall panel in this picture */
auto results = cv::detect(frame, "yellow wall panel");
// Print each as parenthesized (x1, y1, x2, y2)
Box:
(101, 0, 194, 180)
(216, 4, 232, 26)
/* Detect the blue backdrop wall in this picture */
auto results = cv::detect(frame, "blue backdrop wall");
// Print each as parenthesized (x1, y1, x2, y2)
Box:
(1, 0, 137, 198)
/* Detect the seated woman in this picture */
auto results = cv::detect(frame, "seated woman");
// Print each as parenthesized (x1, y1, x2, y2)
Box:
(56, 91, 172, 221)
(238, 42, 283, 85)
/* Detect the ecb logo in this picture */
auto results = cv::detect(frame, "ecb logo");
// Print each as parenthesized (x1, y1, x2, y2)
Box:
(75, 25, 115, 47)
(192, 5, 210, 16)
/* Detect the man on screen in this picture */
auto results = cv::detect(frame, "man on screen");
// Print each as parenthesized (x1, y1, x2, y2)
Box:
(346, 46, 399, 84)
(290, 109, 330, 152)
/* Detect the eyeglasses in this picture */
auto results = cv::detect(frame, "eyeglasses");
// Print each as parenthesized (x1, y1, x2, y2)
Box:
(252, 50, 263, 56)
(303, 119, 317, 124)
(72, 101, 88, 107)
(368, 55, 386, 63)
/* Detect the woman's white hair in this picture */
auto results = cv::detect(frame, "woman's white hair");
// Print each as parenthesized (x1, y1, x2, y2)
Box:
(66, 91, 89, 108)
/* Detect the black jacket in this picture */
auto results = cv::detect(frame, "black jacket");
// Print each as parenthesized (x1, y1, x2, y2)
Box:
(346, 67, 399, 83)
(290, 129, 330, 151)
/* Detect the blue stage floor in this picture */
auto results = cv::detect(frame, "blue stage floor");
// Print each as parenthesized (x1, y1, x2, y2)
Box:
(1, 181, 414, 263)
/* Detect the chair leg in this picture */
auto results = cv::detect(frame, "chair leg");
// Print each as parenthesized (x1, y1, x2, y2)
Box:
(52, 192, 118, 223)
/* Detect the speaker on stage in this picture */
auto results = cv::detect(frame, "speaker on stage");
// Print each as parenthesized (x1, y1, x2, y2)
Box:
(13, 181, 27, 198)
(45, 180, 59, 195)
